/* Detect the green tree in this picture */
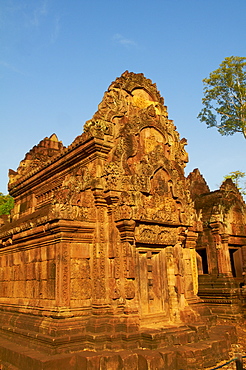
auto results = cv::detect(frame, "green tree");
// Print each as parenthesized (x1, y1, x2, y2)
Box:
(223, 170, 246, 196)
(198, 56, 246, 138)
(0, 193, 14, 215)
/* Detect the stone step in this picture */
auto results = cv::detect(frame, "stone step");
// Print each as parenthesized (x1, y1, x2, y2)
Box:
(0, 324, 236, 370)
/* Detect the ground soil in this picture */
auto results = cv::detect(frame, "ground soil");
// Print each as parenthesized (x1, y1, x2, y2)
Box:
(205, 321, 246, 370)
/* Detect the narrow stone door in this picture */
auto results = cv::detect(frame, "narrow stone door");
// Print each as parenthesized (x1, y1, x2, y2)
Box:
(232, 248, 243, 278)
(138, 249, 168, 321)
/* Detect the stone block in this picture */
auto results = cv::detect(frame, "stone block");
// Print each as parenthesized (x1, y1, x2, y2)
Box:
(70, 244, 90, 259)
(159, 350, 177, 370)
(12, 265, 20, 281)
(8, 254, 13, 267)
(13, 252, 21, 266)
(42, 355, 77, 370)
(99, 354, 123, 370)
(18, 281, 26, 298)
(0, 282, 4, 296)
(29, 248, 38, 262)
(176, 351, 188, 370)
(47, 261, 56, 279)
(6, 282, 13, 297)
(137, 350, 165, 370)
(120, 351, 138, 370)
(35, 262, 41, 280)
(40, 261, 48, 280)
(13, 281, 20, 298)
(26, 280, 35, 298)
(24, 250, 31, 264)
(1, 255, 6, 267)
(26, 263, 35, 280)
(40, 246, 47, 261)
(70, 258, 90, 279)
(47, 245, 56, 260)
(40, 280, 48, 299)
(71, 278, 92, 299)
(18, 265, 25, 281)
(4, 266, 10, 281)
(47, 278, 55, 299)
(76, 352, 101, 370)
(33, 280, 41, 299)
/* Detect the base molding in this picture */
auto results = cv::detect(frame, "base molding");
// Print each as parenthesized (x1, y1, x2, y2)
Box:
(0, 324, 237, 370)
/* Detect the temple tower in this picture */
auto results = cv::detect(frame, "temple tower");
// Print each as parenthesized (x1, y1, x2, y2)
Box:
(0, 72, 235, 369)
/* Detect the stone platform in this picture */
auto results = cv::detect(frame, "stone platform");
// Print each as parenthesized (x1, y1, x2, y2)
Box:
(0, 324, 236, 369)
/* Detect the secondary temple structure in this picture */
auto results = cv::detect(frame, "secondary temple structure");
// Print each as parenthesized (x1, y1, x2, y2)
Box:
(0, 72, 242, 369)
(188, 169, 246, 319)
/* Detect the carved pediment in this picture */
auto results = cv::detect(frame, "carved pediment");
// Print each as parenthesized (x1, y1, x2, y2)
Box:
(84, 71, 188, 177)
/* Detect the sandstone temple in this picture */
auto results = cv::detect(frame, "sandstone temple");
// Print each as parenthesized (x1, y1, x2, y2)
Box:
(0, 72, 245, 369)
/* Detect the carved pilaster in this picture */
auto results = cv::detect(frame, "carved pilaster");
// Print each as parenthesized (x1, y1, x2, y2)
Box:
(185, 229, 198, 249)
(210, 221, 232, 276)
(56, 243, 70, 308)
(92, 185, 109, 306)
(165, 247, 180, 322)
(115, 220, 135, 244)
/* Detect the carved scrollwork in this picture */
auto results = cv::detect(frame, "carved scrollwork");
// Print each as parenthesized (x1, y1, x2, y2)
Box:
(84, 119, 113, 138)
(135, 225, 178, 245)
(114, 204, 133, 221)
(124, 279, 135, 299)
(50, 168, 96, 221)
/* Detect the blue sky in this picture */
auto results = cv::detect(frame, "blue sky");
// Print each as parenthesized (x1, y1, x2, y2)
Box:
(1, 0, 246, 194)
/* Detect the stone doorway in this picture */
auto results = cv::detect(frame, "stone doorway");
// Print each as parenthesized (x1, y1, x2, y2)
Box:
(137, 247, 169, 325)
(229, 246, 243, 278)
(196, 248, 209, 274)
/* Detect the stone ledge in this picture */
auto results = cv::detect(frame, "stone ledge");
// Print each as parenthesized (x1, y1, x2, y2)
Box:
(0, 324, 236, 370)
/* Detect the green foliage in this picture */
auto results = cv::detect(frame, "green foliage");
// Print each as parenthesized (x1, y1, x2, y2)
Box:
(0, 193, 14, 215)
(198, 56, 246, 138)
(223, 170, 246, 196)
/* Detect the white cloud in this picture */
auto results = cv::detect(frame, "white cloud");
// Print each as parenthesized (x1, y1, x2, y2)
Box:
(50, 15, 60, 43)
(30, 0, 48, 27)
(113, 33, 137, 48)
(0, 60, 24, 75)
